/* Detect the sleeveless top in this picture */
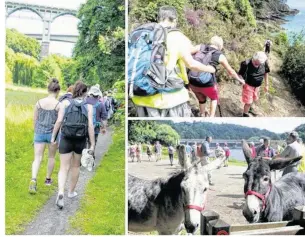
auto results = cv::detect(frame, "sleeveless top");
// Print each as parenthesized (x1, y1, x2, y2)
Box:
(35, 100, 60, 134)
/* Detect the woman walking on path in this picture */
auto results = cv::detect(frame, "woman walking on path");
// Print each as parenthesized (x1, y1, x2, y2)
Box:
(29, 79, 61, 194)
(51, 81, 95, 209)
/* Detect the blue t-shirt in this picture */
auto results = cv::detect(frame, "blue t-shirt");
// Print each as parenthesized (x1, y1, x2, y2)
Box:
(185, 145, 192, 154)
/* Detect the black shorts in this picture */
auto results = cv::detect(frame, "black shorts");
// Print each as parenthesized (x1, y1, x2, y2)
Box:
(59, 136, 86, 155)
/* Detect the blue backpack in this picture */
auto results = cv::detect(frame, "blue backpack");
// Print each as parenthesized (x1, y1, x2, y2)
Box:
(128, 23, 184, 97)
(92, 101, 101, 129)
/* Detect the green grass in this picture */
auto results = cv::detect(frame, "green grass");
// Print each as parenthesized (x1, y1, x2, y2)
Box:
(5, 90, 59, 234)
(69, 127, 125, 234)
(228, 158, 247, 167)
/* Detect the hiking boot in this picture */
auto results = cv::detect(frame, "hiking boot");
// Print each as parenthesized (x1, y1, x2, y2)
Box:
(243, 113, 250, 117)
(29, 179, 37, 194)
(56, 194, 64, 209)
(45, 178, 53, 186)
(249, 107, 258, 116)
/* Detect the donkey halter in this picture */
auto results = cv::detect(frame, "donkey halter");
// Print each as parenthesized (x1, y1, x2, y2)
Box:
(245, 185, 272, 211)
(185, 204, 205, 212)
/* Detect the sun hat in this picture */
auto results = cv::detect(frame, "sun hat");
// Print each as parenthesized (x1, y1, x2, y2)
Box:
(88, 84, 102, 97)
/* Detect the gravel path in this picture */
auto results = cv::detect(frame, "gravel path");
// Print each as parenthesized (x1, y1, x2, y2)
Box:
(129, 156, 282, 226)
(23, 129, 113, 235)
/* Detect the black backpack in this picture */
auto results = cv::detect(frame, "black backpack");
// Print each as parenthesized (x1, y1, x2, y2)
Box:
(266, 40, 271, 47)
(188, 44, 217, 86)
(61, 100, 88, 140)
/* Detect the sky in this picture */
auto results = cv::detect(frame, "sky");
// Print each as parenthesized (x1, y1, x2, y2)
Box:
(287, 0, 305, 10)
(172, 118, 305, 134)
(6, 0, 87, 57)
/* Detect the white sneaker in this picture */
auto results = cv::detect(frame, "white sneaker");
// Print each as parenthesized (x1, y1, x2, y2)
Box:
(68, 191, 78, 198)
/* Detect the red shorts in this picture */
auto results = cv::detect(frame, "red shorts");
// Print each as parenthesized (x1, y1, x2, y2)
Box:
(189, 84, 219, 103)
(242, 84, 260, 104)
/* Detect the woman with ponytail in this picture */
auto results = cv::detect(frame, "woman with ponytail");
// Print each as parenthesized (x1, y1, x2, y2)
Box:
(29, 78, 61, 194)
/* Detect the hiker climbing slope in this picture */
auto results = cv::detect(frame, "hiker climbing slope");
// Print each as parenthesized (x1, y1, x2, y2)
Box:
(264, 39, 272, 55)
(128, 6, 215, 117)
(238, 51, 270, 117)
(188, 36, 245, 117)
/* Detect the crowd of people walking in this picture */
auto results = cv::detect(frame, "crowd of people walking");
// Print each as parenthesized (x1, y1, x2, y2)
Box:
(29, 79, 119, 209)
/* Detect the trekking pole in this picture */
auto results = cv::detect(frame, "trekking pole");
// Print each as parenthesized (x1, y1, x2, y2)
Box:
(218, 104, 223, 117)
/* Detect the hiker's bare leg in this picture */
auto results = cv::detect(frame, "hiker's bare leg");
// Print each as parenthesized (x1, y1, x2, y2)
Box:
(58, 152, 72, 194)
(199, 103, 206, 117)
(47, 143, 57, 179)
(32, 143, 46, 179)
(209, 100, 217, 117)
(243, 103, 251, 114)
(69, 153, 81, 193)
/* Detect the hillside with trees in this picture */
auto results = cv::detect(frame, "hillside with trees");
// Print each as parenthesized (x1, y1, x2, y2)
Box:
(129, 120, 305, 144)
(5, 0, 124, 90)
(128, 0, 305, 116)
(161, 121, 281, 140)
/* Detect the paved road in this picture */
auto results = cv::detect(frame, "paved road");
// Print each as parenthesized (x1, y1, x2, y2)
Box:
(129, 156, 282, 226)
(23, 129, 113, 235)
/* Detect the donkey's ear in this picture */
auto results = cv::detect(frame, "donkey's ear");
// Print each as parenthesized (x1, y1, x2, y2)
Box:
(242, 139, 252, 165)
(268, 156, 302, 170)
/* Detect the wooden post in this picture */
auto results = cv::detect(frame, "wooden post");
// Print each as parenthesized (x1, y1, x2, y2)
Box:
(208, 219, 230, 235)
(200, 210, 220, 235)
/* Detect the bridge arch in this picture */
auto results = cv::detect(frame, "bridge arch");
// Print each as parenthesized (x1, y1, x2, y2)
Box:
(52, 12, 78, 22)
(7, 7, 43, 20)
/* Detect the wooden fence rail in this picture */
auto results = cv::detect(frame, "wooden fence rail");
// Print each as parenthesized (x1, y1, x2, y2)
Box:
(200, 206, 305, 235)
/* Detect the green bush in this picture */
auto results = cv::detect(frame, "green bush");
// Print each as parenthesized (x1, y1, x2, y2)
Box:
(282, 34, 305, 106)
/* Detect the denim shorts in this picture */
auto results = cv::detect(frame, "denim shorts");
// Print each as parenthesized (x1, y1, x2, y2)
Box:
(34, 133, 52, 144)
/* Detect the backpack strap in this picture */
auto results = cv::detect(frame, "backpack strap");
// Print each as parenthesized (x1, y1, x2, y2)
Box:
(37, 100, 42, 108)
(54, 102, 60, 110)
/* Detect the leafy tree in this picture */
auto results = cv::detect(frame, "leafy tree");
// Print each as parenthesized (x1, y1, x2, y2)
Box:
(32, 56, 63, 88)
(6, 29, 41, 59)
(128, 121, 180, 145)
(74, 0, 125, 89)
(13, 53, 39, 86)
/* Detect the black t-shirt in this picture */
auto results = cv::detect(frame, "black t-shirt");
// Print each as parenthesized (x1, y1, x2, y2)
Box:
(238, 60, 270, 87)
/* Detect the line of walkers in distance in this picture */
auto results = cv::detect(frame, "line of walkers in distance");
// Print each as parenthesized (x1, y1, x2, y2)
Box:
(128, 6, 272, 117)
(29, 79, 119, 210)
(128, 132, 305, 184)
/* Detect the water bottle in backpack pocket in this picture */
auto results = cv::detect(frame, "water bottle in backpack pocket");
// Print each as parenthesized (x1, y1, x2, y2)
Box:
(128, 23, 184, 97)
(61, 100, 88, 139)
(92, 102, 101, 130)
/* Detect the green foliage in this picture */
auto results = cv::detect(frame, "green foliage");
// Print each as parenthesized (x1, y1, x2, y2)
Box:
(70, 129, 125, 234)
(282, 33, 305, 106)
(129, 0, 188, 29)
(32, 56, 63, 88)
(5, 64, 13, 84)
(112, 80, 125, 93)
(13, 53, 39, 86)
(6, 46, 16, 71)
(156, 124, 180, 145)
(294, 124, 305, 142)
(6, 29, 40, 59)
(128, 121, 180, 146)
(74, 0, 125, 89)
